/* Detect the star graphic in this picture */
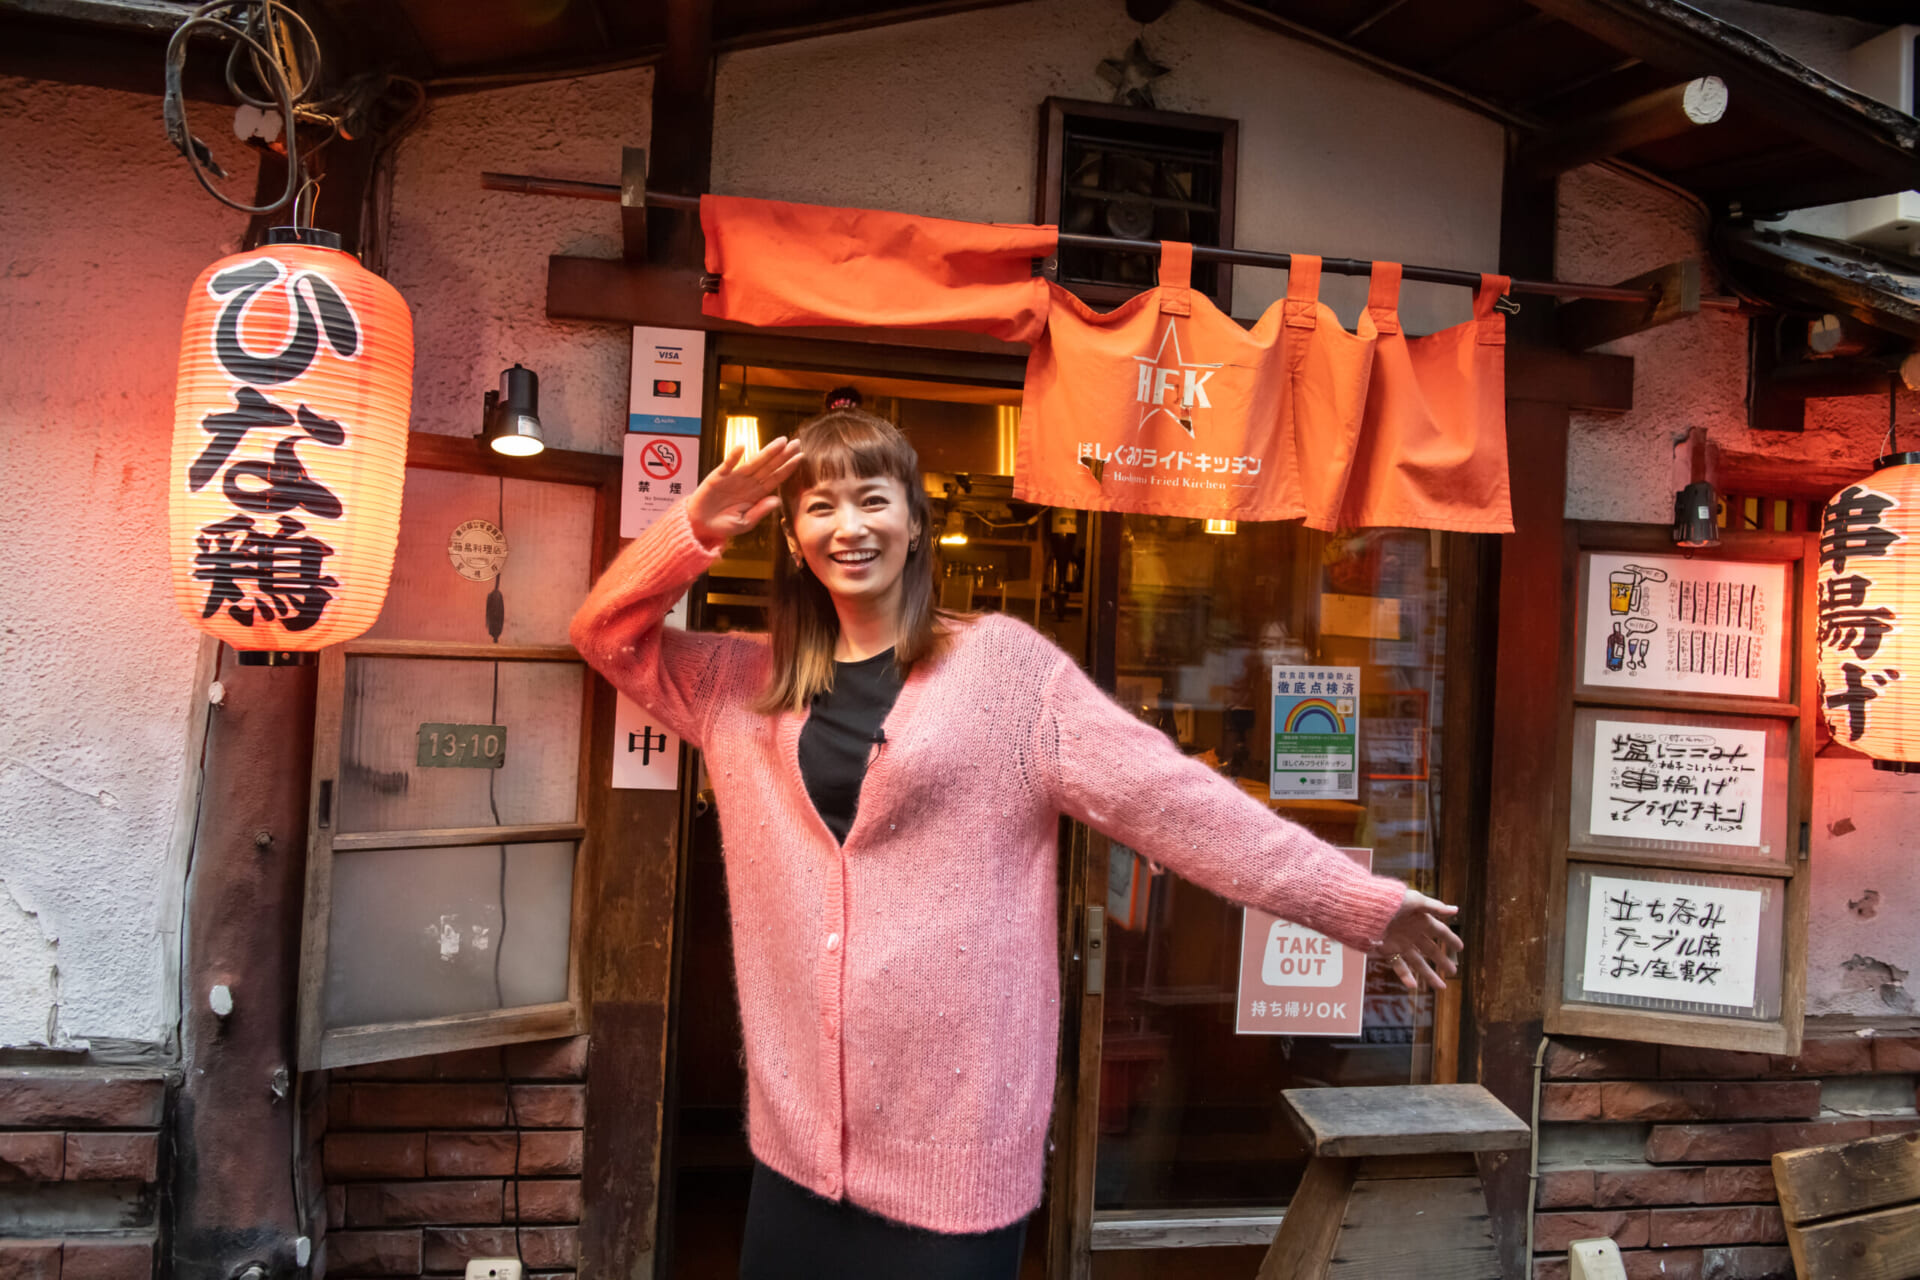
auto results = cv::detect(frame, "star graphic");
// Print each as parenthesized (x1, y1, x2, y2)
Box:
(1132, 318, 1223, 435)
(1097, 38, 1170, 109)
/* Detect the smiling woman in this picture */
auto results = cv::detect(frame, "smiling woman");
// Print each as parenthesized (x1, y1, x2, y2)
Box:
(566, 409, 1457, 1280)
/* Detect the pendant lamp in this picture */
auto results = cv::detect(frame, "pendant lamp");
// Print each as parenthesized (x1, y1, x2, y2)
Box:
(168, 227, 413, 664)
(1817, 452, 1920, 771)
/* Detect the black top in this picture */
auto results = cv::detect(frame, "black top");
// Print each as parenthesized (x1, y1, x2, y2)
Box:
(796, 647, 904, 843)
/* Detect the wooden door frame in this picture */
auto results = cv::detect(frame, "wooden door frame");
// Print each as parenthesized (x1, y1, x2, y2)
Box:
(1044, 506, 1499, 1274)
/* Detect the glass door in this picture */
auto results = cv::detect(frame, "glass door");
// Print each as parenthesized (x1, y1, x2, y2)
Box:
(1063, 514, 1470, 1273)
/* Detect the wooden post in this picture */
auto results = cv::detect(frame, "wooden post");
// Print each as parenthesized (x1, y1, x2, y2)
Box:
(1516, 77, 1728, 179)
(646, 0, 714, 266)
(172, 650, 317, 1280)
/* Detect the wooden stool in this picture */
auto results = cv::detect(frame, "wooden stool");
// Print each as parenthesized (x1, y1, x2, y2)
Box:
(1257, 1083, 1531, 1280)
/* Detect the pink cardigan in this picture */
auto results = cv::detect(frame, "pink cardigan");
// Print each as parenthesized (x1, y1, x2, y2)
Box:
(570, 501, 1409, 1234)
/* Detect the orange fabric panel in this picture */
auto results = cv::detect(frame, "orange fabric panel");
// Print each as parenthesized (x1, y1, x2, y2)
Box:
(700, 194, 1059, 345)
(1015, 241, 1307, 522)
(1283, 254, 1379, 531)
(1339, 267, 1514, 533)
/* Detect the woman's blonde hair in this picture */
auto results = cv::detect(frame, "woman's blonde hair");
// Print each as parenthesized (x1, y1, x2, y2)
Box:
(752, 409, 955, 714)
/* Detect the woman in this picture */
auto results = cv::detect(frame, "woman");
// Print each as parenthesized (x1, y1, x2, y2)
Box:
(570, 409, 1461, 1280)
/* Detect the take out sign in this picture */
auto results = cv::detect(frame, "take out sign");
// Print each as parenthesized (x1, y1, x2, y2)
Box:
(1235, 848, 1370, 1037)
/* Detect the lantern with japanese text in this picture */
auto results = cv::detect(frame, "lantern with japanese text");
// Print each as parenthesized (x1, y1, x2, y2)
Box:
(169, 228, 412, 662)
(1817, 453, 1920, 771)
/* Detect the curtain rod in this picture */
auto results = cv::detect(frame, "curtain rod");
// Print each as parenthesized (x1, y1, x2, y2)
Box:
(479, 171, 1739, 310)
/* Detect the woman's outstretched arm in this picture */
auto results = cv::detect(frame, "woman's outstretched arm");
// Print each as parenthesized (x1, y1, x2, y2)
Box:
(1036, 652, 1459, 992)
(568, 439, 803, 746)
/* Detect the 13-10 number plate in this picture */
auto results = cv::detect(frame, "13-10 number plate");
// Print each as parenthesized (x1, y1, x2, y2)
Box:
(417, 723, 507, 769)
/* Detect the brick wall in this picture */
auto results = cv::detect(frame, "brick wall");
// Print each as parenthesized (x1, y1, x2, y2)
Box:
(318, 1037, 587, 1280)
(0, 1067, 167, 1280)
(1531, 1030, 1920, 1279)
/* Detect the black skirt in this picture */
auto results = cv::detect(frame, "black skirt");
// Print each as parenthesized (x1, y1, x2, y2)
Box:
(738, 1159, 1028, 1280)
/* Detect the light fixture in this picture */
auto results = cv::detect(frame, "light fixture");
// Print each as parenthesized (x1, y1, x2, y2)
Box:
(1671, 426, 1719, 548)
(1204, 519, 1238, 535)
(1817, 450, 1920, 772)
(480, 364, 544, 457)
(939, 508, 969, 546)
(169, 225, 413, 663)
(725, 414, 762, 458)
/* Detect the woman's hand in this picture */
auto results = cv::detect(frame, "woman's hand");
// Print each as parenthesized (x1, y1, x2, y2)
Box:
(685, 437, 805, 546)
(1373, 889, 1463, 993)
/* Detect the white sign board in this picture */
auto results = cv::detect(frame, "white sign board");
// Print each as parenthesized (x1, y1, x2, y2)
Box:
(1581, 553, 1787, 699)
(612, 598, 687, 790)
(1588, 719, 1767, 847)
(623, 327, 705, 537)
(1269, 665, 1360, 800)
(1582, 872, 1762, 1008)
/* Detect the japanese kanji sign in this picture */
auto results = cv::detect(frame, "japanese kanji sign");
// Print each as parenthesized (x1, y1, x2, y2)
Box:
(1581, 873, 1763, 1009)
(1581, 552, 1787, 699)
(1270, 665, 1359, 800)
(1816, 461, 1919, 766)
(169, 239, 413, 652)
(612, 598, 687, 790)
(1587, 720, 1767, 847)
(1236, 848, 1371, 1037)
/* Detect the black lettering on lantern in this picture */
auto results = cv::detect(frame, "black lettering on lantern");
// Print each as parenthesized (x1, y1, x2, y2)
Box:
(210, 259, 361, 387)
(193, 513, 340, 630)
(1824, 661, 1903, 743)
(1821, 485, 1904, 575)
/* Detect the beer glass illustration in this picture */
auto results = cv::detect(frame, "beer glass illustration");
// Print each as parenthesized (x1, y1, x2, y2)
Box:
(1607, 563, 1669, 616)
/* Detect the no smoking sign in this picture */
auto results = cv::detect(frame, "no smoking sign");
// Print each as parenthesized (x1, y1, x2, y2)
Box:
(639, 438, 681, 481)
(623, 431, 697, 537)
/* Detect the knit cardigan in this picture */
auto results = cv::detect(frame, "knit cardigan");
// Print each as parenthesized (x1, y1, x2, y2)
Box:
(569, 501, 1410, 1234)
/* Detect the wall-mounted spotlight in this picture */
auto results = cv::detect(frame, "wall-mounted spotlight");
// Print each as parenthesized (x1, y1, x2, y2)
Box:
(480, 364, 544, 457)
(938, 507, 969, 547)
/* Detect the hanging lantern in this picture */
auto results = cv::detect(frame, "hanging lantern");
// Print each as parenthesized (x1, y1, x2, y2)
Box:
(169, 227, 413, 663)
(1817, 452, 1920, 771)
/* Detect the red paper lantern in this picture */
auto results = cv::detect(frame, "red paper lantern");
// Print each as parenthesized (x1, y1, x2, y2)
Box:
(1817, 452, 1920, 771)
(169, 228, 412, 660)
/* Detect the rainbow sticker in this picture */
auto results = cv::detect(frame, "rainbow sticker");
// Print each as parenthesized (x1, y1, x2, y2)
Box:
(1270, 666, 1359, 801)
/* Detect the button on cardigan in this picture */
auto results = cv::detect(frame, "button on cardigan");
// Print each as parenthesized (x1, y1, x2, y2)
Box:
(569, 501, 1410, 1235)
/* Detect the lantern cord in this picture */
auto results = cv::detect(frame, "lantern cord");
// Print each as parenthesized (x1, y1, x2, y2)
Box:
(1889, 375, 1901, 458)
(491, 475, 509, 1010)
(162, 1, 319, 215)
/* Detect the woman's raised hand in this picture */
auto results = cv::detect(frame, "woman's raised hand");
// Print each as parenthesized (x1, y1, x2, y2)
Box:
(685, 438, 805, 547)
(1373, 889, 1464, 994)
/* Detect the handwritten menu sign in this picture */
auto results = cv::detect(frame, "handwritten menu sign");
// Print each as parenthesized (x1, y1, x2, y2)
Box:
(1236, 848, 1370, 1037)
(1582, 873, 1762, 1008)
(1589, 719, 1767, 847)
(1581, 553, 1787, 699)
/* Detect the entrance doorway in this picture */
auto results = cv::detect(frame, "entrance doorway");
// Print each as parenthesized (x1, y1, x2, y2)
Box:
(651, 336, 1482, 1278)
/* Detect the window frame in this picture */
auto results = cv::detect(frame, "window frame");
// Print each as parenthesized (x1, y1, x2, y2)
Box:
(295, 431, 622, 1070)
(1035, 96, 1240, 312)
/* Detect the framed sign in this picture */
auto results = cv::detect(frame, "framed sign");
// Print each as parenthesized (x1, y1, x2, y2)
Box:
(1576, 550, 1790, 703)
(1546, 523, 1813, 1055)
(1561, 863, 1784, 1023)
(1570, 707, 1790, 866)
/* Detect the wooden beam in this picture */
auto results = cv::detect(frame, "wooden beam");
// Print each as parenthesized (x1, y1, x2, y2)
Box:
(1525, 0, 1920, 201)
(620, 146, 649, 263)
(646, 0, 712, 265)
(1517, 77, 1727, 179)
(1557, 257, 1702, 350)
(1775, 1130, 1920, 1226)
(1508, 347, 1636, 412)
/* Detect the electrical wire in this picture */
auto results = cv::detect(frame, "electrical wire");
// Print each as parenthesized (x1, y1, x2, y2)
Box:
(491, 476, 509, 1011)
(163, 0, 318, 215)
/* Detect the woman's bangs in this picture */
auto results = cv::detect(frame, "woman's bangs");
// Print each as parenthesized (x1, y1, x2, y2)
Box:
(792, 412, 917, 492)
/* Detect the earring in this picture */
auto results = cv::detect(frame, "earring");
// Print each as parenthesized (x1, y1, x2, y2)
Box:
(909, 538, 919, 554)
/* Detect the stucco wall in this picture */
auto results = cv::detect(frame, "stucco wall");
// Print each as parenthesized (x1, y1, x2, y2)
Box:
(384, 69, 653, 455)
(713, 0, 1504, 334)
(0, 76, 249, 1048)
(1556, 161, 1920, 1015)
